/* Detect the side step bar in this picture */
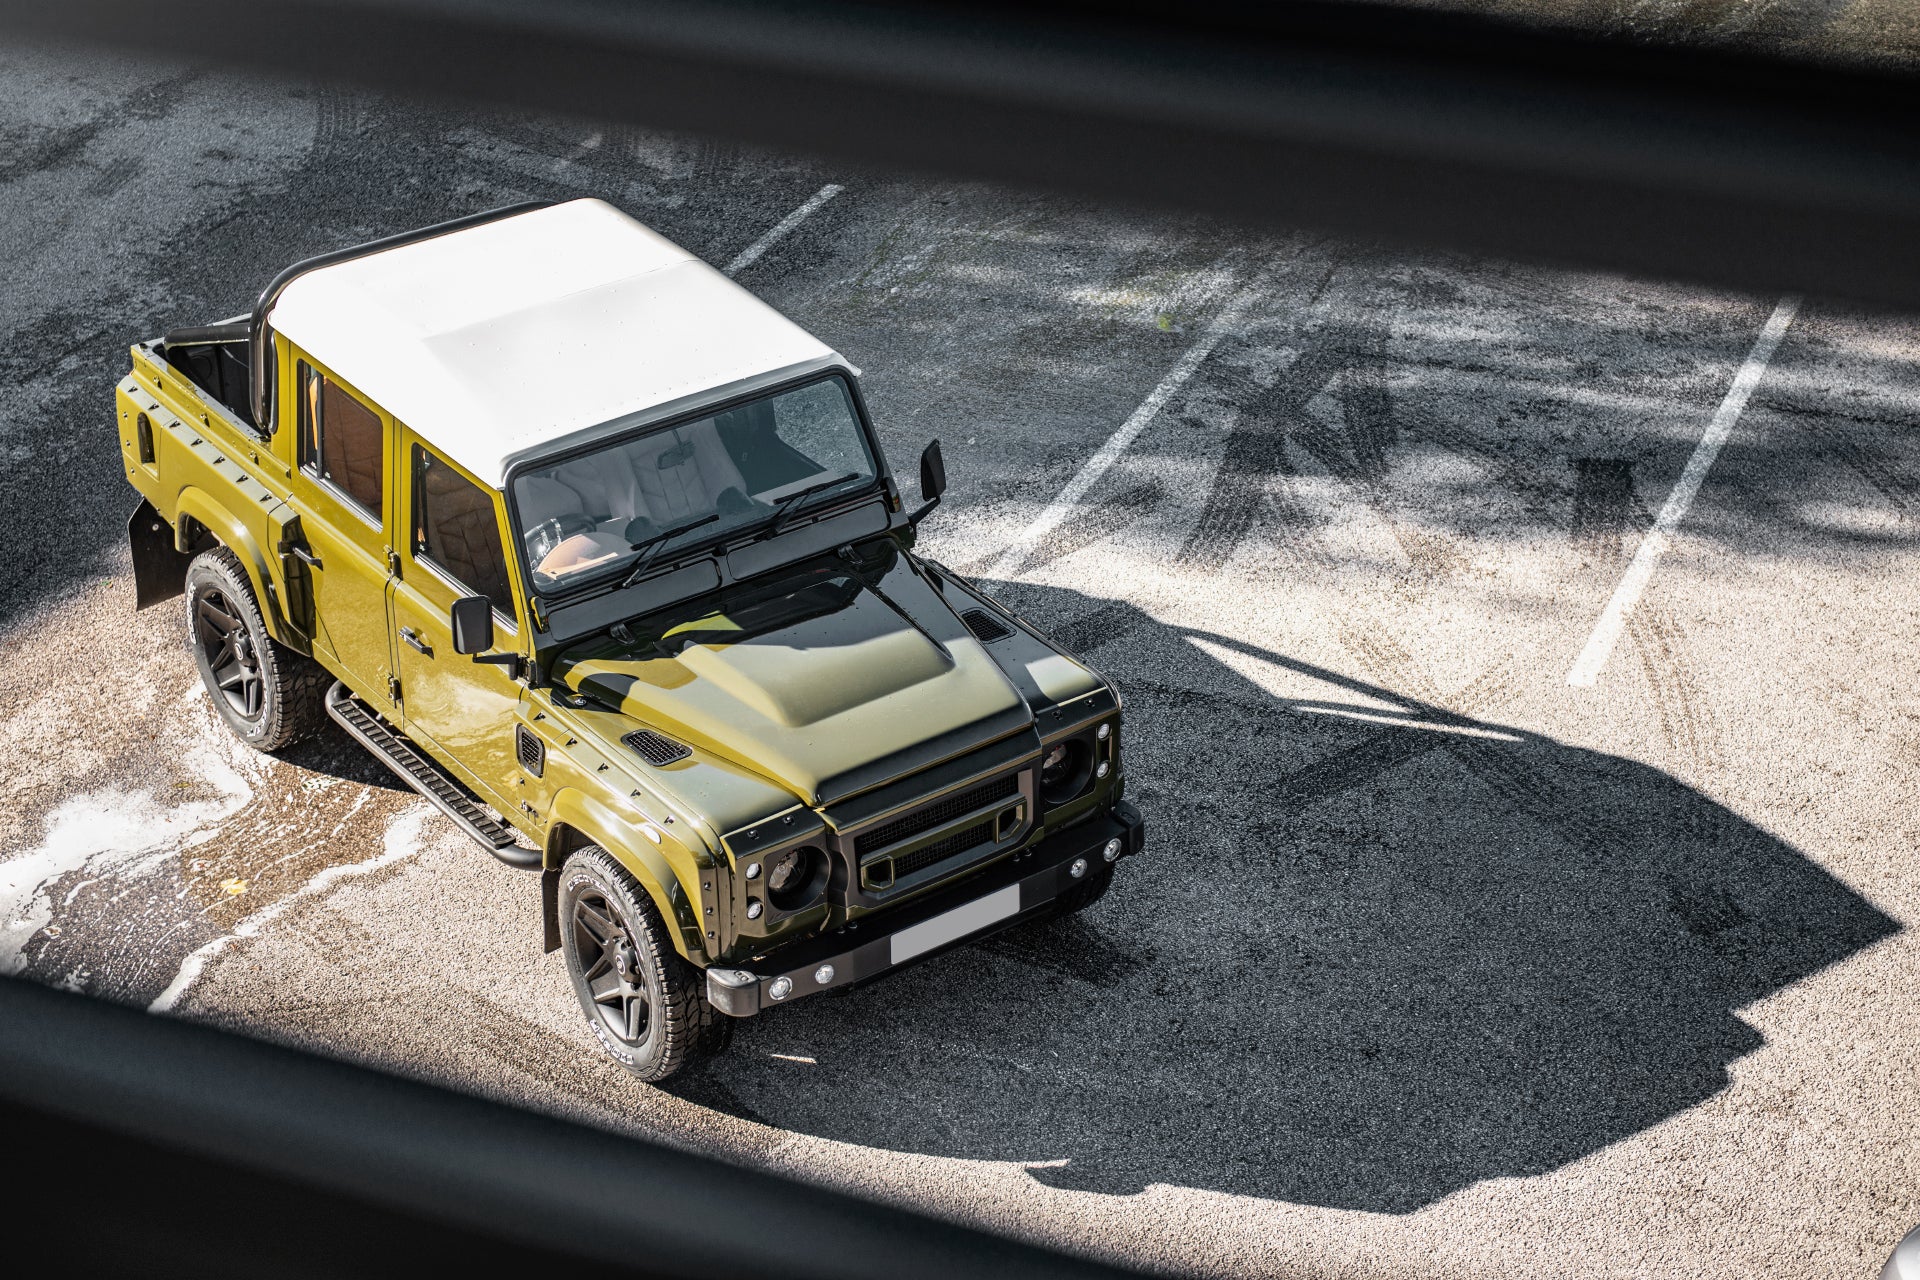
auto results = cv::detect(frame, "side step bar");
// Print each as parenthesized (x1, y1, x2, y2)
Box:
(324, 682, 541, 870)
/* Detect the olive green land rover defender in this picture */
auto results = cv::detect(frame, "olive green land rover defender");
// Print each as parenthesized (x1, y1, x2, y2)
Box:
(118, 199, 1143, 1080)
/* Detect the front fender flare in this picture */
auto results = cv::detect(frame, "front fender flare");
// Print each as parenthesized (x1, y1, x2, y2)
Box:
(547, 788, 706, 962)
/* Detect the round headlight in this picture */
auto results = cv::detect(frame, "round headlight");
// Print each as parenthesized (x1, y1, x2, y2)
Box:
(1038, 737, 1094, 806)
(765, 844, 828, 911)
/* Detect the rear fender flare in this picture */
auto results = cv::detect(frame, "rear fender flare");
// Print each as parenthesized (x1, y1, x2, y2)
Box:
(547, 788, 705, 962)
(171, 487, 291, 640)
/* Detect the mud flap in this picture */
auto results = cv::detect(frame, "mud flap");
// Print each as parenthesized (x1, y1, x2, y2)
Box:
(128, 499, 193, 610)
(542, 867, 562, 953)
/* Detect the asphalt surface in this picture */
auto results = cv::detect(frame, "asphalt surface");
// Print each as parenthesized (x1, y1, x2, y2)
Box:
(2, 38, 1918, 1280)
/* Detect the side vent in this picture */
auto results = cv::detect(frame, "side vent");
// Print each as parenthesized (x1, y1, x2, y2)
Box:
(515, 724, 545, 778)
(962, 608, 1012, 643)
(624, 729, 692, 767)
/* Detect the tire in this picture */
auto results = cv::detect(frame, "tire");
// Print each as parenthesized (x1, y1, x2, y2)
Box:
(1052, 861, 1115, 918)
(559, 847, 729, 1082)
(185, 547, 328, 752)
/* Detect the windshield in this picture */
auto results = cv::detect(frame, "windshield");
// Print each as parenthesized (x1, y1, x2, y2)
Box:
(511, 374, 879, 595)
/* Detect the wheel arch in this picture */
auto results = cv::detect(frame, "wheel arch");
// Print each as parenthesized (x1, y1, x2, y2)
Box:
(545, 794, 706, 964)
(171, 487, 293, 642)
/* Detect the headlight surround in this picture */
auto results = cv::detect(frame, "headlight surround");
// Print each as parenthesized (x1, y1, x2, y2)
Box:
(764, 843, 829, 912)
(1038, 734, 1095, 807)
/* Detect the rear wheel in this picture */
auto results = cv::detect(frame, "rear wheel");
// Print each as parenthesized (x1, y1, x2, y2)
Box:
(185, 548, 328, 752)
(559, 847, 728, 1082)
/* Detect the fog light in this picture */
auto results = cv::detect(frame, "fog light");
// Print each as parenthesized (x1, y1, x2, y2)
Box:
(1069, 857, 1089, 879)
(746, 900, 763, 919)
(768, 976, 793, 1000)
(1103, 838, 1122, 863)
(1095, 760, 1110, 779)
(1097, 722, 1111, 740)
(814, 964, 835, 985)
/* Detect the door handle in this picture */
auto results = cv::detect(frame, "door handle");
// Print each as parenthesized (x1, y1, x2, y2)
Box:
(400, 627, 432, 656)
(288, 543, 321, 569)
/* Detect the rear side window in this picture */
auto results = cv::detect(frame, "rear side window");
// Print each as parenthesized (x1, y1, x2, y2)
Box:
(413, 446, 515, 621)
(298, 361, 384, 519)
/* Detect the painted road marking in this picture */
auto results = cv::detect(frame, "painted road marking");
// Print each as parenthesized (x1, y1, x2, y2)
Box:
(1566, 296, 1800, 688)
(723, 183, 844, 277)
(990, 270, 1271, 578)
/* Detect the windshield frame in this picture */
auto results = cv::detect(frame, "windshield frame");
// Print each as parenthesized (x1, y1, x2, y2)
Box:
(501, 368, 891, 607)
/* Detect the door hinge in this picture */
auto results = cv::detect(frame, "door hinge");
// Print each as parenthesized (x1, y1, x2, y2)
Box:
(386, 674, 402, 704)
(386, 547, 403, 578)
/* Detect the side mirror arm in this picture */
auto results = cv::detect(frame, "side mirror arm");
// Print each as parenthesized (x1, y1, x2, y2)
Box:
(906, 495, 942, 525)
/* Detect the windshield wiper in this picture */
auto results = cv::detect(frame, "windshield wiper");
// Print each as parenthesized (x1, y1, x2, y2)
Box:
(766, 472, 860, 535)
(622, 513, 719, 586)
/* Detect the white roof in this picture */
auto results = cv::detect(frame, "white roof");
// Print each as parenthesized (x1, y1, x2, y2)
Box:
(268, 198, 844, 487)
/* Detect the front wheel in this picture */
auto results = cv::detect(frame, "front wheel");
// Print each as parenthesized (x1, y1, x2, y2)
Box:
(559, 847, 728, 1082)
(185, 548, 328, 752)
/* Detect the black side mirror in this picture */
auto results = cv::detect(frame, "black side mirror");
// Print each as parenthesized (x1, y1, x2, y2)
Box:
(450, 596, 494, 655)
(919, 439, 947, 503)
(909, 439, 946, 525)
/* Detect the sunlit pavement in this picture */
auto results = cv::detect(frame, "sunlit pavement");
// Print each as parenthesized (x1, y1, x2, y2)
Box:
(1, 42, 1916, 1280)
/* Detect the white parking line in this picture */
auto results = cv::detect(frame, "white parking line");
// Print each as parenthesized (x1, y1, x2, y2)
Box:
(1566, 296, 1800, 688)
(990, 270, 1270, 578)
(723, 183, 844, 277)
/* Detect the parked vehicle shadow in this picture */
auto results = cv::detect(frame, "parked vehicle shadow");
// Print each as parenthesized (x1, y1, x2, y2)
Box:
(665, 582, 1900, 1213)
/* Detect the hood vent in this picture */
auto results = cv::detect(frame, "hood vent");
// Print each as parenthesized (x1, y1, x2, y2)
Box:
(962, 609, 1012, 643)
(624, 728, 692, 767)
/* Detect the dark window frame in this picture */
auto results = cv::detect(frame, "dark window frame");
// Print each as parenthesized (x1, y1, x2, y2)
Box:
(411, 442, 519, 629)
(296, 359, 385, 528)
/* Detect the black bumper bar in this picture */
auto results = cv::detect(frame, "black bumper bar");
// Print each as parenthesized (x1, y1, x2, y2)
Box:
(706, 800, 1144, 1017)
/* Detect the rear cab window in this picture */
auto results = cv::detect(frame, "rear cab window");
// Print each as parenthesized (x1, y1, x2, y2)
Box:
(298, 360, 384, 522)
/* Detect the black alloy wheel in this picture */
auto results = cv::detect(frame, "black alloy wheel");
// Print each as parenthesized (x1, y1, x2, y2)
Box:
(558, 847, 728, 1082)
(184, 548, 328, 752)
(573, 887, 656, 1050)
(194, 585, 264, 721)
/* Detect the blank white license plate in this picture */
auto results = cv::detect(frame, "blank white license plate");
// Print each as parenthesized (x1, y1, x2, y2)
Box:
(889, 884, 1021, 965)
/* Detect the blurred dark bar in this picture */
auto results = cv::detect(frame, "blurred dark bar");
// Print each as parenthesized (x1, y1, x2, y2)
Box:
(5, 0, 1920, 304)
(0, 977, 1137, 1278)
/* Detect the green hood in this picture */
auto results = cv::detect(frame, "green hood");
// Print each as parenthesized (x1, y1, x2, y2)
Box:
(552, 551, 1031, 806)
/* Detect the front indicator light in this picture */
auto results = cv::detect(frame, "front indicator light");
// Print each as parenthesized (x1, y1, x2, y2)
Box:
(814, 964, 835, 985)
(1103, 838, 1122, 863)
(1069, 857, 1089, 879)
(769, 976, 793, 1000)
(1097, 722, 1111, 740)
(1096, 760, 1110, 779)
(746, 900, 763, 920)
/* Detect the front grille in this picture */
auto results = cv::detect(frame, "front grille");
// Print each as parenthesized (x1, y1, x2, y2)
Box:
(855, 775, 1019, 855)
(624, 729, 691, 766)
(892, 820, 994, 878)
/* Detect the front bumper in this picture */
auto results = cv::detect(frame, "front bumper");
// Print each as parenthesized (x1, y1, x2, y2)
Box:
(705, 799, 1144, 1017)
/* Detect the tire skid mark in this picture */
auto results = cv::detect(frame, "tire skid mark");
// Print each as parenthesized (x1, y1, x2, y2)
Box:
(1807, 420, 1920, 516)
(1569, 454, 1722, 772)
